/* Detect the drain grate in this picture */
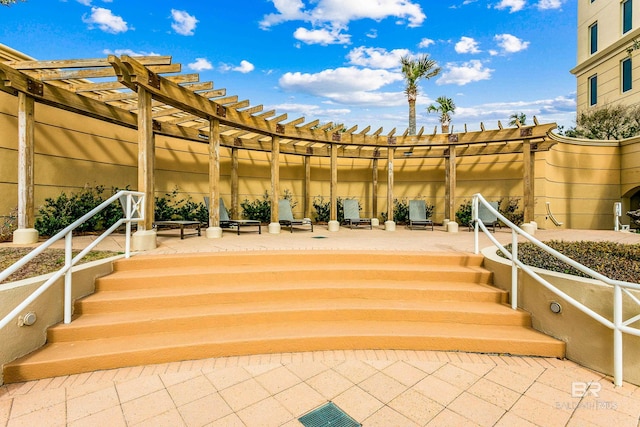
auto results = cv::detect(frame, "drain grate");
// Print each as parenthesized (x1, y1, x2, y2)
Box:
(298, 402, 361, 427)
(311, 235, 328, 239)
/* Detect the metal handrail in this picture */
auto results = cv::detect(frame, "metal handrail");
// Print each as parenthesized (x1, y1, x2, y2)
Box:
(0, 190, 144, 329)
(472, 193, 640, 387)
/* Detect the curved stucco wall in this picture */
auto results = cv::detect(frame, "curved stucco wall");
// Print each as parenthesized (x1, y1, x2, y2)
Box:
(482, 245, 640, 387)
(2, 86, 640, 230)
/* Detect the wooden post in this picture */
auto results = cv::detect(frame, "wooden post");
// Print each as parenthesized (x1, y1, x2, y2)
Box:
(270, 135, 280, 223)
(445, 145, 457, 220)
(372, 158, 378, 219)
(387, 148, 395, 222)
(209, 118, 220, 227)
(330, 144, 338, 221)
(17, 92, 34, 231)
(137, 86, 155, 232)
(523, 140, 535, 223)
(304, 156, 311, 219)
(231, 147, 239, 219)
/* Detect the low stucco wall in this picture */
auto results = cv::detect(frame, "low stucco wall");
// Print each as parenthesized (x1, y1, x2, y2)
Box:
(0, 257, 119, 385)
(482, 245, 640, 386)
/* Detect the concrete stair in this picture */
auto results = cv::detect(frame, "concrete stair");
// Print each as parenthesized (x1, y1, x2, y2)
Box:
(3, 251, 565, 383)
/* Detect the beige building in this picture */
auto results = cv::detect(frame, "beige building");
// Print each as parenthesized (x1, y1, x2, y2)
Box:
(571, 0, 640, 112)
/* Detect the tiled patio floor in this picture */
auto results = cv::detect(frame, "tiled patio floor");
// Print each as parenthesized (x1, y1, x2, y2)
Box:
(2, 225, 640, 426)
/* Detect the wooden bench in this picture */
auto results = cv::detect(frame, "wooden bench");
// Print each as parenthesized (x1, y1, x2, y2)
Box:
(154, 220, 202, 239)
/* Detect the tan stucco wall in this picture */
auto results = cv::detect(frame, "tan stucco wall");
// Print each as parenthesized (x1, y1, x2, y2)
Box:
(0, 258, 118, 385)
(3, 68, 640, 231)
(483, 246, 640, 387)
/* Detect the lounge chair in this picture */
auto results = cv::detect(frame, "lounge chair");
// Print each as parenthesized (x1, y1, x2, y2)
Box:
(278, 199, 313, 232)
(204, 196, 261, 234)
(408, 200, 434, 230)
(469, 201, 501, 232)
(343, 199, 372, 229)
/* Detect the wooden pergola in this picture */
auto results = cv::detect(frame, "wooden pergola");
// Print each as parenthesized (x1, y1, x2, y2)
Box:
(0, 54, 557, 245)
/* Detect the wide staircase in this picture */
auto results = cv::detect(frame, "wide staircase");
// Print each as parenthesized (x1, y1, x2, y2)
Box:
(3, 251, 565, 383)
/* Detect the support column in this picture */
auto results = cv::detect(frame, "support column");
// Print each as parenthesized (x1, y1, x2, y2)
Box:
(385, 147, 396, 231)
(269, 135, 281, 233)
(231, 147, 239, 220)
(132, 86, 157, 250)
(328, 144, 339, 231)
(13, 92, 38, 244)
(206, 118, 222, 238)
(523, 140, 535, 225)
(372, 158, 379, 227)
(304, 156, 311, 219)
(445, 145, 457, 222)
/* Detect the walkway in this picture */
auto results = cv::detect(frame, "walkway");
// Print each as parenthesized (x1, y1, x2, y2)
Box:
(2, 226, 640, 426)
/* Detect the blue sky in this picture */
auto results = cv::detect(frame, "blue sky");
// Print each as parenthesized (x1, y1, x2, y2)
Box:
(2, 0, 577, 133)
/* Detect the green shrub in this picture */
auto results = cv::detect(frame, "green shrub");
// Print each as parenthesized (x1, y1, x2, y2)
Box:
(35, 185, 124, 236)
(312, 196, 344, 223)
(498, 197, 524, 225)
(500, 240, 640, 283)
(241, 189, 296, 223)
(381, 198, 434, 224)
(154, 187, 208, 224)
(455, 199, 472, 226)
(0, 207, 17, 242)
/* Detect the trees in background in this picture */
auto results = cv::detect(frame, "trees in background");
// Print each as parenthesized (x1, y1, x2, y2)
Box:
(400, 54, 441, 135)
(560, 104, 640, 140)
(427, 96, 456, 133)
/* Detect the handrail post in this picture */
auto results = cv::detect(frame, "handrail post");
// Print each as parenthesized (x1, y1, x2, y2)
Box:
(473, 196, 479, 254)
(125, 194, 132, 258)
(511, 229, 518, 310)
(613, 284, 623, 387)
(64, 231, 73, 324)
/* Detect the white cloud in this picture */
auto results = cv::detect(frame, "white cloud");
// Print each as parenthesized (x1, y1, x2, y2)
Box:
(234, 60, 255, 73)
(346, 47, 410, 69)
(537, 0, 564, 10)
(494, 33, 530, 53)
(77, 0, 92, 5)
(455, 36, 481, 54)
(102, 48, 161, 57)
(268, 102, 352, 123)
(366, 29, 378, 39)
(261, 0, 426, 30)
(219, 60, 255, 73)
(494, 0, 525, 13)
(171, 9, 198, 36)
(279, 66, 404, 106)
(437, 60, 493, 86)
(418, 38, 435, 48)
(188, 58, 213, 71)
(82, 7, 128, 34)
(293, 27, 351, 45)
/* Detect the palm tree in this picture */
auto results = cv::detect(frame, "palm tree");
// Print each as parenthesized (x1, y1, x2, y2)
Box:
(400, 54, 441, 135)
(509, 112, 527, 127)
(427, 96, 456, 133)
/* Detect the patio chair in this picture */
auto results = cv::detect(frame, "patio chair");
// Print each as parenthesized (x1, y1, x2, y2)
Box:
(343, 199, 372, 229)
(469, 201, 501, 232)
(205, 196, 261, 234)
(278, 199, 313, 233)
(408, 200, 434, 230)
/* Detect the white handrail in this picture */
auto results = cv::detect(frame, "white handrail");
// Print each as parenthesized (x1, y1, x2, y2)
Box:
(472, 193, 640, 387)
(0, 190, 144, 329)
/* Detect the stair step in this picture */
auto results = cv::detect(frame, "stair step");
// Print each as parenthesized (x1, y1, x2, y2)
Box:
(52, 300, 530, 342)
(111, 251, 485, 272)
(95, 264, 492, 291)
(78, 281, 507, 314)
(4, 320, 564, 383)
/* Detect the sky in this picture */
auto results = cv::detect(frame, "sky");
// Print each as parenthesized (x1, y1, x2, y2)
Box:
(1, 0, 578, 133)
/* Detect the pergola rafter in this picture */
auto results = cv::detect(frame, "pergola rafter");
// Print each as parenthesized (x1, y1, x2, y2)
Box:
(1, 53, 557, 245)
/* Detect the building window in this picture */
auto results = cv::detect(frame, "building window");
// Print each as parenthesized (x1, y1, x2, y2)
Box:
(623, 0, 633, 34)
(622, 57, 632, 92)
(589, 22, 598, 54)
(589, 75, 598, 106)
